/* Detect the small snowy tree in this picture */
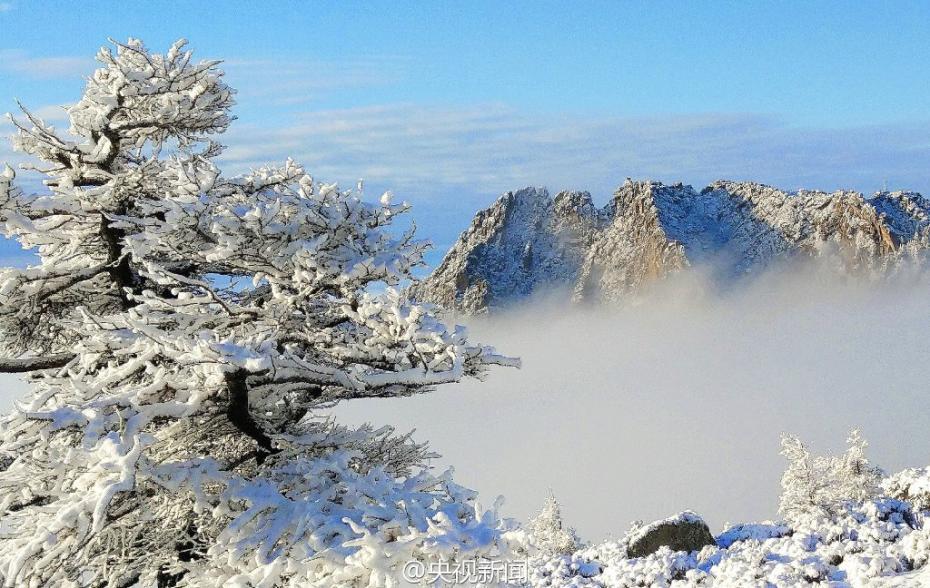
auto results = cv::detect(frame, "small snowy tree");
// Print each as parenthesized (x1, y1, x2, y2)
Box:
(528, 491, 581, 556)
(778, 430, 882, 525)
(779, 435, 827, 523)
(0, 39, 518, 587)
(836, 429, 882, 504)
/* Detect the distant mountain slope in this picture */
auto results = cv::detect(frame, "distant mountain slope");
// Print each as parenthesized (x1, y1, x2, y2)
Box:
(411, 180, 930, 312)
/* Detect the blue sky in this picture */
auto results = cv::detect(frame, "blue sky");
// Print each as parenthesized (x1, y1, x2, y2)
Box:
(1, 1, 930, 263)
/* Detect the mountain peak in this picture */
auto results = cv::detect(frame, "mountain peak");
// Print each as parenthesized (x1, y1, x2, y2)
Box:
(411, 179, 930, 313)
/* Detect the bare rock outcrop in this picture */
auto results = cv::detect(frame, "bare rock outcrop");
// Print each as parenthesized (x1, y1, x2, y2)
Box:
(625, 511, 716, 558)
(411, 179, 930, 313)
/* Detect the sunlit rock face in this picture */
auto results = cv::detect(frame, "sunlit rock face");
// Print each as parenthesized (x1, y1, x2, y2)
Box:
(411, 179, 930, 312)
(410, 186, 603, 314)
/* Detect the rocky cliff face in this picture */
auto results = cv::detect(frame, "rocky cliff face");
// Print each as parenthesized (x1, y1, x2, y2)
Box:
(410, 180, 930, 312)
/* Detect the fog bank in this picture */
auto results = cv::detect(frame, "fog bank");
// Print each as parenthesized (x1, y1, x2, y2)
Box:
(335, 266, 930, 541)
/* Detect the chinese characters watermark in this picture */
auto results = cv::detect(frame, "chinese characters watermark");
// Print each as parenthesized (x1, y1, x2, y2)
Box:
(402, 558, 529, 585)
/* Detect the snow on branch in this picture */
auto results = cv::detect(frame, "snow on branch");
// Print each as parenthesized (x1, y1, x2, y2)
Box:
(0, 38, 518, 586)
(0, 353, 75, 373)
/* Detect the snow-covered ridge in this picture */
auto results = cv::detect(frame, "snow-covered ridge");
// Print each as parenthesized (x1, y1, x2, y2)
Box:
(412, 180, 930, 313)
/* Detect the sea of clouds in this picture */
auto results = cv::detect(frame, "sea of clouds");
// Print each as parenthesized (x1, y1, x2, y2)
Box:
(334, 264, 930, 541)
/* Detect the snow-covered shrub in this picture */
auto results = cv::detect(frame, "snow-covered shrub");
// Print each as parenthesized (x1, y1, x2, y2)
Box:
(0, 39, 518, 587)
(778, 430, 882, 525)
(884, 466, 930, 513)
(899, 514, 930, 569)
(527, 491, 582, 556)
(715, 522, 790, 549)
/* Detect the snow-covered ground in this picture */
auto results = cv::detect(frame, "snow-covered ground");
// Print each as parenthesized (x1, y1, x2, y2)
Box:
(335, 267, 930, 543)
(528, 497, 930, 586)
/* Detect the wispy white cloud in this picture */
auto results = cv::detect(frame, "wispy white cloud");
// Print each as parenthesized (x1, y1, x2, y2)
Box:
(0, 108, 71, 184)
(26, 103, 72, 124)
(223, 55, 410, 106)
(220, 103, 930, 201)
(4, 90, 930, 250)
(0, 119, 20, 163)
(0, 49, 91, 79)
(0, 3, 13, 13)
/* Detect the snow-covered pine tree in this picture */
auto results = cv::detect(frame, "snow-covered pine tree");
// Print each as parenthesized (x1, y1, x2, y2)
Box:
(0, 39, 518, 587)
(528, 491, 581, 556)
(778, 434, 826, 523)
(836, 429, 883, 503)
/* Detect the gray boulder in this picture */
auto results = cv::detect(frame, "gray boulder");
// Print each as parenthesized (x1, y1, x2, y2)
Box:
(626, 511, 716, 558)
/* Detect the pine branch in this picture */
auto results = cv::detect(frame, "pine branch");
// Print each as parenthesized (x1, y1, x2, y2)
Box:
(0, 353, 75, 373)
